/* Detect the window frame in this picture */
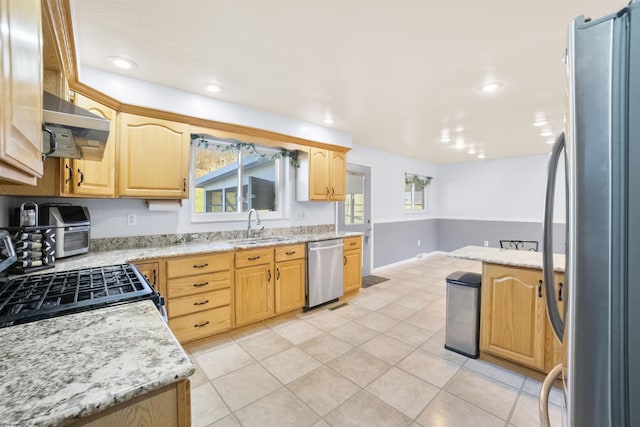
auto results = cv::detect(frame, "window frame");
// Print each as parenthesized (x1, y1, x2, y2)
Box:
(404, 173, 429, 211)
(190, 137, 287, 223)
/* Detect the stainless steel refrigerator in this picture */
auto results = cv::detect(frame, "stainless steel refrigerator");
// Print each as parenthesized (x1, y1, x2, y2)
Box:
(540, 1, 640, 426)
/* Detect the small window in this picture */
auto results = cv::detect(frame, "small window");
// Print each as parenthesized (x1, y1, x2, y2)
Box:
(192, 135, 287, 221)
(404, 173, 432, 211)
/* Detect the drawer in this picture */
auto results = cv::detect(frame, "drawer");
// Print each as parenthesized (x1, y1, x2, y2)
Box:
(167, 271, 231, 298)
(275, 244, 306, 262)
(169, 306, 231, 343)
(166, 252, 233, 279)
(168, 288, 231, 318)
(344, 236, 362, 251)
(235, 248, 274, 268)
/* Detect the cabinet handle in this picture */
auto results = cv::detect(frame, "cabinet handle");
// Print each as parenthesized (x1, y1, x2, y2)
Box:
(194, 300, 210, 306)
(193, 281, 209, 287)
(558, 282, 563, 302)
(325, 187, 329, 196)
(276, 267, 280, 280)
(248, 256, 261, 261)
(285, 251, 296, 255)
(183, 178, 187, 192)
(65, 164, 73, 184)
(267, 269, 271, 282)
(344, 256, 347, 265)
(538, 280, 543, 298)
(349, 242, 357, 246)
(193, 263, 209, 268)
(152, 269, 157, 287)
(332, 187, 335, 197)
(77, 169, 84, 187)
(194, 321, 210, 328)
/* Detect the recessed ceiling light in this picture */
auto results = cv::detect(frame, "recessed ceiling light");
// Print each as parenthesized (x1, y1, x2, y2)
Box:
(455, 125, 464, 133)
(479, 81, 503, 93)
(455, 137, 465, 150)
(478, 153, 486, 159)
(468, 146, 476, 155)
(540, 128, 553, 137)
(533, 113, 547, 127)
(546, 138, 555, 144)
(440, 128, 450, 143)
(323, 117, 335, 125)
(206, 83, 223, 93)
(107, 56, 137, 70)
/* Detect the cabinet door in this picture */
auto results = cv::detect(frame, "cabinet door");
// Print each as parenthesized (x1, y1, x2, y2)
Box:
(343, 249, 362, 293)
(480, 264, 546, 370)
(135, 261, 159, 290)
(275, 259, 305, 314)
(330, 151, 346, 201)
(118, 113, 190, 198)
(235, 264, 274, 326)
(0, 0, 43, 184)
(69, 94, 117, 196)
(308, 148, 329, 200)
(546, 272, 565, 370)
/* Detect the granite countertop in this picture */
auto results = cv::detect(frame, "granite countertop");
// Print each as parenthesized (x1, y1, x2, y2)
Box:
(0, 300, 194, 426)
(45, 231, 363, 274)
(448, 245, 566, 272)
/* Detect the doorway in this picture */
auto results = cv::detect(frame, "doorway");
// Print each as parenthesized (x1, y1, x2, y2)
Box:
(337, 164, 372, 276)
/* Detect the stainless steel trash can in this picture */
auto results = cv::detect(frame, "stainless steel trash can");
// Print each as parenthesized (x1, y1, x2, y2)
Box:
(444, 271, 481, 358)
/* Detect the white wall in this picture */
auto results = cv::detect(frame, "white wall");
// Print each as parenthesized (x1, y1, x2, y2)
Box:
(346, 144, 438, 224)
(436, 153, 566, 223)
(81, 67, 352, 149)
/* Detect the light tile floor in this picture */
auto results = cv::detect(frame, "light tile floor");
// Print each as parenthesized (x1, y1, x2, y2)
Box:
(184, 254, 565, 427)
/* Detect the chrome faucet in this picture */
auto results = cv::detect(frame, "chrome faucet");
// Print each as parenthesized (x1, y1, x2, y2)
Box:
(247, 209, 263, 238)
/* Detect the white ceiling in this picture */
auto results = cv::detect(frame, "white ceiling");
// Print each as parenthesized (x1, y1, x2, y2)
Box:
(72, 0, 625, 164)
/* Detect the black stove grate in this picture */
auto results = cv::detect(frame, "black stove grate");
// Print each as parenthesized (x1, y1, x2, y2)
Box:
(0, 264, 154, 327)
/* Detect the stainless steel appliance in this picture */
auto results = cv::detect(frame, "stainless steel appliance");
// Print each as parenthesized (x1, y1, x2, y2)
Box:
(540, 2, 640, 426)
(40, 205, 91, 258)
(306, 239, 344, 309)
(42, 91, 110, 161)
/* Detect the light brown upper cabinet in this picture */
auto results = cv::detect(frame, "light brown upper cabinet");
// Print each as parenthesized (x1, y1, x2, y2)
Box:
(60, 94, 117, 197)
(297, 147, 347, 201)
(118, 113, 190, 199)
(0, 0, 44, 185)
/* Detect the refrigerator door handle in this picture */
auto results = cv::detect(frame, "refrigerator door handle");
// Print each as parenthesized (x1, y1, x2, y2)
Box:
(543, 132, 565, 342)
(539, 363, 563, 427)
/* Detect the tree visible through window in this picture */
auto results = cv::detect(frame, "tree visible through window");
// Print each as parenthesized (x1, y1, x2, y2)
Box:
(404, 173, 432, 210)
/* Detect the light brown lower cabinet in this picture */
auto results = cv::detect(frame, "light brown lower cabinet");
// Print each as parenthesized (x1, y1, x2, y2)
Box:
(69, 379, 190, 427)
(275, 244, 306, 314)
(343, 236, 362, 293)
(480, 263, 565, 373)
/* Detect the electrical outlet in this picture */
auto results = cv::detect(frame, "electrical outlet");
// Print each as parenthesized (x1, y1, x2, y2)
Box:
(417, 239, 421, 246)
(127, 213, 137, 226)
(484, 240, 489, 247)
(296, 211, 305, 219)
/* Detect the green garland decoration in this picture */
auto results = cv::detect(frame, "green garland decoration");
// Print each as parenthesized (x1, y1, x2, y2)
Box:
(404, 174, 433, 188)
(191, 134, 299, 168)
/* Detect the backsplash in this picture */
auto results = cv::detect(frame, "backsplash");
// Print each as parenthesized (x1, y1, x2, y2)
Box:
(90, 224, 335, 252)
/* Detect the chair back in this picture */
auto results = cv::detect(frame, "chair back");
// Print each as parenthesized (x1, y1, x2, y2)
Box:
(499, 240, 539, 251)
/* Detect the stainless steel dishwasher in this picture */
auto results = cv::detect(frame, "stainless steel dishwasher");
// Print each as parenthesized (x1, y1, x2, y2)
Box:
(306, 239, 344, 309)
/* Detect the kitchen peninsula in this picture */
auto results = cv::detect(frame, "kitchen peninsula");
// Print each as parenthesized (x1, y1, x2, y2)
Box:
(0, 301, 193, 426)
(448, 246, 566, 376)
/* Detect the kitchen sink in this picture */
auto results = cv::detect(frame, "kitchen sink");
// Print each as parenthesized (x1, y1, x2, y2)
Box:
(233, 236, 292, 245)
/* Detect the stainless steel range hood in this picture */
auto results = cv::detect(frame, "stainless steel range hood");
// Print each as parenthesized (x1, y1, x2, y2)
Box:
(42, 91, 110, 161)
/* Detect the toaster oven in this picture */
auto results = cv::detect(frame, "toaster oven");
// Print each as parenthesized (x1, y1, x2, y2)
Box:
(40, 205, 90, 258)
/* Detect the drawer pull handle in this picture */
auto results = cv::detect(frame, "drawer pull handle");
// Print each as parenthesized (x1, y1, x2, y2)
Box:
(248, 256, 261, 261)
(344, 256, 347, 265)
(194, 321, 210, 328)
(193, 263, 209, 268)
(267, 269, 271, 282)
(349, 242, 357, 246)
(276, 267, 280, 280)
(285, 251, 296, 255)
(194, 300, 210, 306)
(193, 282, 209, 287)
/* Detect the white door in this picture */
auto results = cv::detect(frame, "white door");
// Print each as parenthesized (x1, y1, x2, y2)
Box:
(337, 164, 372, 276)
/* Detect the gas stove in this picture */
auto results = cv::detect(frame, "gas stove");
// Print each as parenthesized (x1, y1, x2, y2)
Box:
(0, 264, 164, 328)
